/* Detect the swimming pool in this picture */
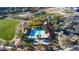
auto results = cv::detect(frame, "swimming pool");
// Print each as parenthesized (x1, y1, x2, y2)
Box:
(28, 28, 50, 38)
(28, 28, 49, 45)
(29, 28, 44, 38)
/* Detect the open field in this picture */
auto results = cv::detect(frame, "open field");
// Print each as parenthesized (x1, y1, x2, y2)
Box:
(0, 18, 19, 41)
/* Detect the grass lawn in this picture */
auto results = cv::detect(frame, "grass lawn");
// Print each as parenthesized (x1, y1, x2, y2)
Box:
(63, 10, 75, 14)
(23, 41, 33, 46)
(0, 18, 19, 41)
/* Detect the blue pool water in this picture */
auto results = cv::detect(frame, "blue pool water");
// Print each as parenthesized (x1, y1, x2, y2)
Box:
(33, 38, 49, 43)
(29, 28, 44, 36)
(29, 28, 49, 44)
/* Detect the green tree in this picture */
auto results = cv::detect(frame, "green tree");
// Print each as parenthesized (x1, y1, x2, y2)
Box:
(28, 16, 44, 27)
